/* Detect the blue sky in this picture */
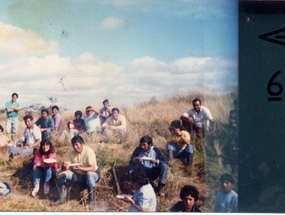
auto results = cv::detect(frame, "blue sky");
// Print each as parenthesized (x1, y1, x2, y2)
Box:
(0, 0, 238, 110)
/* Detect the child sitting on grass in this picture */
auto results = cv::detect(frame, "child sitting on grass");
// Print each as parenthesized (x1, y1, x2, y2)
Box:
(169, 185, 203, 212)
(214, 173, 238, 212)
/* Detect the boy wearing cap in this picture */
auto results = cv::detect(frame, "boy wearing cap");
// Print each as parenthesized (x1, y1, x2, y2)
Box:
(214, 173, 238, 212)
(167, 120, 193, 168)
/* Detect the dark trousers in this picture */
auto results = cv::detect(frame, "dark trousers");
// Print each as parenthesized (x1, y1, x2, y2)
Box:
(128, 162, 168, 185)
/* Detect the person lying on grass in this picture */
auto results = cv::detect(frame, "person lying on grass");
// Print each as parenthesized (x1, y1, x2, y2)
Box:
(31, 139, 58, 197)
(169, 185, 203, 212)
(123, 168, 157, 212)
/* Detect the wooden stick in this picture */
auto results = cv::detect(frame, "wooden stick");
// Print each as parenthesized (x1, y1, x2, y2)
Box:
(112, 162, 121, 195)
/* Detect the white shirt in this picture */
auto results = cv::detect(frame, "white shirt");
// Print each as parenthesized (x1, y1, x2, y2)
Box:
(129, 183, 157, 212)
(24, 124, 42, 146)
(183, 105, 213, 129)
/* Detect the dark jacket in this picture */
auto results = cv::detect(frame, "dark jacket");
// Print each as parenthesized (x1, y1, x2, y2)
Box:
(169, 201, 203, 212)
(129, 146, 168, 167)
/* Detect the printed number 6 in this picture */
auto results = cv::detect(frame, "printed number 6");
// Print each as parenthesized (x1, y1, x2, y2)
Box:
(267, 70, 283, 96)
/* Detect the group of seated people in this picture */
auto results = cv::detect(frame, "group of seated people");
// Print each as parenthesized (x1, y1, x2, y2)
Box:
(1, 98, 127, 158)
(1, 93, 237, 212)
(21, 134, 236, 212)
(48, 99, 127, 141)
(59, 101, 126, 142)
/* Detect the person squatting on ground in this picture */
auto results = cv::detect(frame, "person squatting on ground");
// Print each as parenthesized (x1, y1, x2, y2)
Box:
(36, 109, 55, 140)
(169, 185, 203, 212)
(214, 173, 238, 212)
(167, 120, 193, 168)
(52, 105, 62, 133)
(32, 139, 58, 197)
(123, 168, 157, 212)
(51, 135, 100, 210)
(180, 98, 213, 139)
(60, 110, 85, 142)
(5, 93, 21, 140)
(84, 106, 101, 137)
(101, 107, 126, 138)
(9, 115, 42, 158)
(128, 135, 168, 197)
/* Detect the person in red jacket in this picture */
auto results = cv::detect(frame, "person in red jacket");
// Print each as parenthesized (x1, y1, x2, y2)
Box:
(32, 139, 58, 197)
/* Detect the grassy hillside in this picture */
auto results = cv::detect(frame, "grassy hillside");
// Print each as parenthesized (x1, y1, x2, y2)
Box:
(0, 91, 237, 212)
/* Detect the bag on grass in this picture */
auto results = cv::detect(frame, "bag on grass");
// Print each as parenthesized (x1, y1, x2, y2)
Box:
(0, 181, 12, 196)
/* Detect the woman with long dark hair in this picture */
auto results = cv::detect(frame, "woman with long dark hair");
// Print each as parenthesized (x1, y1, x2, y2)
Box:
(32, 139, 58, 197)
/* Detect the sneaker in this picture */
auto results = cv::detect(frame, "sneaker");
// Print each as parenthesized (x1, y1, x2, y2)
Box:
(32, 186, 39, 197)
(44, 184, 49, 195)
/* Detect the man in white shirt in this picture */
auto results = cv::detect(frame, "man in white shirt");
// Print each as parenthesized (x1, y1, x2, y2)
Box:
(101, 108, 126, 139)
(180, 98, 213, 138)
(22, 115, 42, 148)
(9, 115, 42, 159)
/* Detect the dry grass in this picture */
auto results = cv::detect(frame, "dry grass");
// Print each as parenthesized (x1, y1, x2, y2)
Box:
(0, 91, 237, 212)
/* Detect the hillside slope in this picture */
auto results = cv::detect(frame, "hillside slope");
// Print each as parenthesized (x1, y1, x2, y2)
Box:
(0, 91, 238, 212)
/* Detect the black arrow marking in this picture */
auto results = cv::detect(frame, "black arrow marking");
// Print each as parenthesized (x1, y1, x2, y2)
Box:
(275, 35, 285, 39)
(259, 27, 285, 46)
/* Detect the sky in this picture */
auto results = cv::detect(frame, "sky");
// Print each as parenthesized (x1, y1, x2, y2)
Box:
(0, 0, 238, 110)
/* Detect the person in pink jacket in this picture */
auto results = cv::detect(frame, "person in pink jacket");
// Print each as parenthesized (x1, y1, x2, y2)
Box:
(32, 139, 58, 197)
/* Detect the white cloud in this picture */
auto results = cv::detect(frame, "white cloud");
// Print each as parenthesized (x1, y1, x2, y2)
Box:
(129, 55, 237, 95)
(0, 22, 59, 55)
(0, 52, 237, 110)
(99, 17, 124, 29)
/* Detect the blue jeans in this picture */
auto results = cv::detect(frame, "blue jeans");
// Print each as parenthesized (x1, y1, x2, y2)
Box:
(33, 167, 56, 185)
(103, 129, 126, 137)
(9, 145, 33, 158)
(42, 130, 52, 140)
(128, 162, 168, 185)
(5, 117, 18, 136)
(167, 143, 193, 158)
(60, 129, 79, 141)
(57, 170, 100, 188)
